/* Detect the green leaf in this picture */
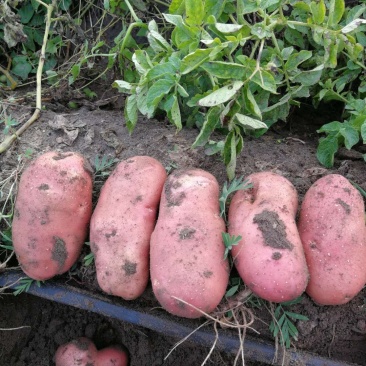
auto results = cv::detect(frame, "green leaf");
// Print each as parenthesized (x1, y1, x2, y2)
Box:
(215, 23, 244, 33)
(284, 28, 306, 49)
(235, 113, 268, 130)
(148, 29, 172, 53)
(226, 284, 239, 297)
(12, 61, 32, 80)
(328, 0, 345, 27)
(292, 65, 324, 86)
(286, 319, 298, 338)
(180, 49, 212, 75)
(281, 46, 294, 60)
(327, 37, 339, 68)
(291, 85, 310, 98)
(169, 0, 185, 14)
(342, 19, 366, 34)
(18, 2, 34, 24)
(136, 84, 153, 116)
(198, 81, 244, 107)
(251, 70, 277, 94)
(244, 86, 262, 119)
(168, 95, 182, 130)
(200, 61, 246, 79)
(261, 0, 280, 10)
(113, 80, 133, 94)
(177, 84, 189, 97)
(204, 0, 226, 20)
(146, 79, 175, 114)
(340, 125, 359, 150)
(285, 50, 312, 71)
(46, 36, 62, 54)
(204, 140, 225, 155)
(223, 130, 243, 180)
(222, 232, 242, 259)
(163, 13, 185, 27)
(251, 23, 272, 39)
(132, 50, 152, 74)
(192, 106, 221, 147)
(185, 0, 204, 26)
(239, 0, 260, 14)
(310, 0, 326, 25)
(317, 121, 343, 133)
(69, 64, 80, 85)
(125, 94, 138, 133)
(59, 0, 72, 11)
(317, 133, 339, 167)
(146, 62, 177, 81)
(361, 122, 366, 144)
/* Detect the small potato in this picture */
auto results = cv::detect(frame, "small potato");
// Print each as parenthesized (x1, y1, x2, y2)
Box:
(150, 169, 229, 318)
(12, 151, 93, 280)
(96, 346, 129, 366)
(54, 338, 97, 366)
(298, 174, 366, 305)
(228, 172, 309, 303)
(90, 156, 167, 300)
(55, 338, 128, 366)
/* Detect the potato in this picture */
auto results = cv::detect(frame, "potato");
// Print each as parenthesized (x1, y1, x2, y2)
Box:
(150, 169, 229, 318)
(228, 172, 309, 303)
(298, 174, 366, 305)
(12, 151, 93, 280)
(96, 346, 129, 366)
(55, 338, 97, 366)
(90, 156, 167, 300)
(55, 338, 128, 366)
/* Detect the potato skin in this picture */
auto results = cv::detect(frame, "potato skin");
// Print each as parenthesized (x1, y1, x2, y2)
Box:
(90, 156, 167, 300)
(55, 338, 128, 366)
(150, 169, 229, 318)
(12, 151, 93, 280)
(298, 174, 366, 305)
(228, 172, 309, 303)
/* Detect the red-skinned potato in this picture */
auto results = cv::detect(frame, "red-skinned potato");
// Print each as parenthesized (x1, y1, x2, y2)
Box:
(55, 338, 128, 366)
(12, 151, 93, 280)
(298, 174, 366, 305)
(150, 169, 229, 318)
(228, 172, 309, 303)
(55, 338, 97, 366)
(96, 346, 129, 366)
(90, 156, 167, 300)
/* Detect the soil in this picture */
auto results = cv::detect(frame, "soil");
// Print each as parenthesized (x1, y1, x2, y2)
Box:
(0, 96, 366, 365)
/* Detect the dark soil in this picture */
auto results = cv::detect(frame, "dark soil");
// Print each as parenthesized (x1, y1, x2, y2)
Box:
(0, 99, 366, 365)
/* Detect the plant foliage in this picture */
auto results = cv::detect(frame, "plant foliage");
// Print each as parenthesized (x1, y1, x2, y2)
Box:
(114, 0, 366, 177)
(269, 297, 309, 348)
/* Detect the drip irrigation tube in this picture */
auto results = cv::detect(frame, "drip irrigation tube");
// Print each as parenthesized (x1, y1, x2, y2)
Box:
(0, 271, 359, 366)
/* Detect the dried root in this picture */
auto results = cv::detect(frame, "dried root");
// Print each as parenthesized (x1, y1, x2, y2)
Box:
(165, 288, 259, 366)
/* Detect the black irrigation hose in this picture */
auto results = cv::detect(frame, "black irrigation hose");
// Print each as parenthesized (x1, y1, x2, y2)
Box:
(0, 270, 359, 366)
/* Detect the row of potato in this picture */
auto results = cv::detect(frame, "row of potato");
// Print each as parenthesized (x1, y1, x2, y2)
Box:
(11, 152, 366, 319)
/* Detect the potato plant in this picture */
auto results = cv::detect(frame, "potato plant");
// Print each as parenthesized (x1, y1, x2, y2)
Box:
(114, 0, 366, 179)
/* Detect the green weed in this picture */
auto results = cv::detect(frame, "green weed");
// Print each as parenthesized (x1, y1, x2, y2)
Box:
(220, 176, 252, 220)
(83, 242, 94, 267)
(269, 297, 309, 349)
(94, 155, 118, 178)
(222, 233, 242, 260)
(13, 277, 43, 296)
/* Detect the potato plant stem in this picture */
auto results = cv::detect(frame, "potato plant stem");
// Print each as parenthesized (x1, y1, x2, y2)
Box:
(0, 1, 55, 154)
(0, 65, 17, 90)
(124, 0, 141, 23)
